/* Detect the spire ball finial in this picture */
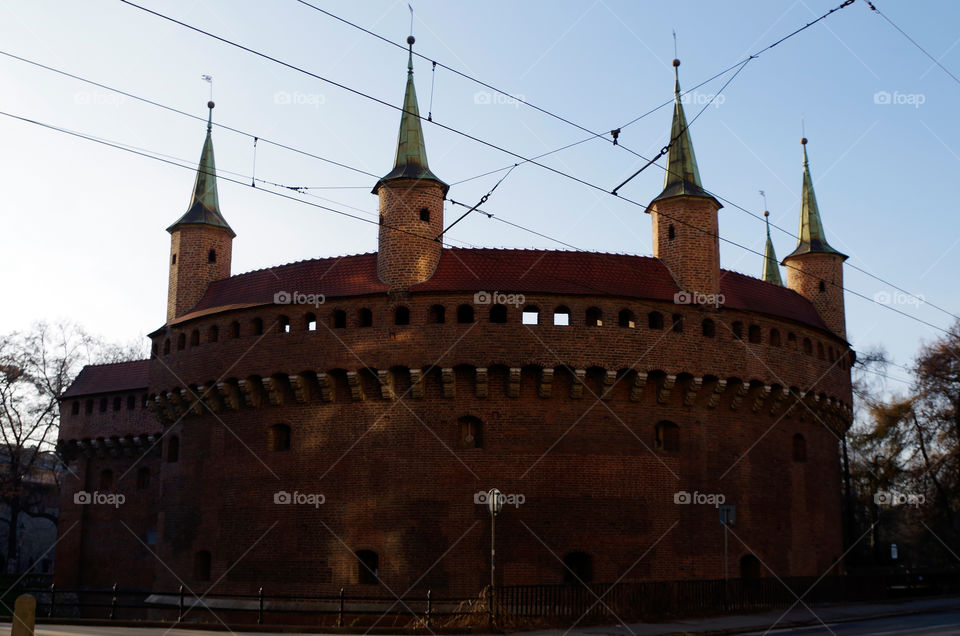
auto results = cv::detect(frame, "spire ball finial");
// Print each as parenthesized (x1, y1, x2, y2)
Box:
(207, 101, 215, 110)
(672, 58, 680, 67)
(407, 35, 415, 45)
(764, 210, 770, 217)
(801, 137, 807, 145)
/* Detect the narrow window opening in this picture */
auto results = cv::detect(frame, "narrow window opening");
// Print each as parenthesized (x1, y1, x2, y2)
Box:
(522, 306, 540, 326)
(553, 306, 571, 326)
(456, 304, 475, 324)
(458, 416, 483, 449)
(586, 307, 603, 327)
(732, 322, 743, 340)
(490, 304, 508, 324)
(702, 319, 716, 338)
(253, 318, 264, 335)
(333, 309, 347, 329)
(618, 309, 635, 328)
(208, 249, 216, 264)
(359, 308, 373, 328)
(279, 315, 291, 333)
(748, 325, 761, 344)
(71, 401, 80, 415)
(770, 329, 782, 346)
(819, 280, 826, 292)
(306, 313, 317, 331)
(668, 224, 676, 240)
(171, 253, 177, 265)
(190, 329, 200, 346)
(177, 333, 186, 350)
(209, 325, 219, 343)
(269, 424, 291, 451)
(672, 314, 683, 332)
(230, 322, 240, 338)
(167, 435, 180, 463)
(655, 421, 680, 452)
(127, 394, 136, 410)
(648, 311, 664, 330)
(356, 550, 379, 585)
(428, 305, 446, 324)
(394, 306, 410, 325)
(792, 433, 807, 463)
(419, 207, 430, 222)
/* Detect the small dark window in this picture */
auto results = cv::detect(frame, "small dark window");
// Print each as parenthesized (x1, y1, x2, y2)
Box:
(770, 329, 782, 346)
(740, 554, 762, 579)
(586, 307, 603, 327)
(787, 332, 797, 348)
(230, 321, 240, 338)
(819, 280, 826, 292)
(137, 467, 150, 489)
(252, 318, 264, 336)
(668, 224, 676, 240)
(194, 551, 211, 581)
(563, 552, 593, 584)
(190, 329, 200, 346)
(177, 333, 186, 350)
(490, 304, 508, 324)
(672, 313, 683, 332)
(748, 325, 761, 344)
(99, 469, 113, 490)
(379, 215, 384, 226)
(113, 396, 121, 411)
(167, 435, 180, 463)
(142, 394, 148, 408)
(279, 315, 291, 333)
(428, 305, 446, 324)
(333, 309, 348, 329)
(71, 401, 80, 415)
(618, 309, 635, 328)
(522, 306, 540, 325)
(269, 424, 291, 451)
(732, 322, 743, 340)
(85, 399, 93, 414)
(127, 395, 136, 410)
(648, 311, 664, 330)
(163, 339, 171, 355)
(702, 319, 716, 338)
(306, 313, 317, 331)
(793, 433, 807, 462)
(457, 304, 475, 324)
(803, 338, 813, 355)
(817, 342, 825, 360)
(458, 416, 483, 449)
(395, 306, 410, 325)
(209, 325, 219, 342)
(419, 207, 430, 222)
(553, 306, 571, 326)
(99, 397, 107, 413)
(356, 550, 379, 585)
(656, 421, 679, 452)
(208, 249, 217, 263)
(171, 253, 177, 265)
(359, 308, 373, 327)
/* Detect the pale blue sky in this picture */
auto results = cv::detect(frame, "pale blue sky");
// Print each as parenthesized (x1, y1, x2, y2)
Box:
(1, 0, 957, 388)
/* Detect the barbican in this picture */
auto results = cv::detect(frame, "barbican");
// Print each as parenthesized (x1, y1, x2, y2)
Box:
(57, 44, 852, 598)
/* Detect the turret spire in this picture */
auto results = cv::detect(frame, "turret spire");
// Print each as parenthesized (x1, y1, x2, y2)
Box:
(783, 138, 845, 261)
(762, 211, 783, 286)
(652, 59, 717, 204)
(372, 36, 447, 195)
(167, 102, 235, 237)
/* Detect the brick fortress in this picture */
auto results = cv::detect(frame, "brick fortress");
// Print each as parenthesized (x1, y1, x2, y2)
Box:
(56, 48, 853, 596)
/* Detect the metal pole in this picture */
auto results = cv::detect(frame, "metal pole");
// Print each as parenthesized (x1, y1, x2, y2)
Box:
(338, 587, 344, 627)
(48, 583, 55, 618)
(109, 583, 118, 620)
(178, 584, 184, 623)
(426, 589, 432, 628)
(723, 522, 728, 611)
(490, 512, 496, 628)
(258, 586, 264, 625)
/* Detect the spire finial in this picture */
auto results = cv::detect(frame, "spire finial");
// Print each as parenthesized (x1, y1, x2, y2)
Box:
(407, 35, 415, 73)
(672, 57, 681, 96)
(206, 100, 214, 133)
(783, 135, 846, 262)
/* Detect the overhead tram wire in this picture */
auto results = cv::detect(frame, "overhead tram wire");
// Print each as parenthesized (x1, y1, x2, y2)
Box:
(865, 1, 960, 87)
(107, 1, 960, 337)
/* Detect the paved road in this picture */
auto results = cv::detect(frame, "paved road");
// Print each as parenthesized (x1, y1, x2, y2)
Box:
(739, 609, 960, 634)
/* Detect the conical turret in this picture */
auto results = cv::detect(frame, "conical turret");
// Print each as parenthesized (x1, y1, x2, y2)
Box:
(762, 211, 783, 286)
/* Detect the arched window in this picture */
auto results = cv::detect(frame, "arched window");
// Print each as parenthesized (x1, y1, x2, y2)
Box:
(208, 325, 219, 343)
(163, 339, 171, 355)
(458, 416, 483, 449)
(356, 550, 379, 585)
(167, 435, 180, 463)
(208, 249, 217, 263)
(333, 309, 347, 329)
(586, 307, 603, 327)
(456, 304, 475, 324)
(230, 321, 240, 338)
(279, 315, 291, 333)
(268, 424, 291, 451)
(748, 325, 761, 344)
(792, 433, 807, 463)
(672, 314, 683, 332)
(787, 332, 797, 348)
(305, 313, 317, 331)
(177, 333, 186, 350)
(732, 321, 743, 340)
(252, 318, 264, 336)
(190, 329, 200, 346)
(194, 551, 211, 581)
(113, 396, 121, 411)
(740, 554, 762, 579)
(648, 311, 664, 330)
(100, 397, 107, 412)
(770, 329, 782, 347)
(817, 342, 825, 360)
(428, 305, 445, 324)
(553, 306, 571, 326)
(394, 306, 410, 326)
(71, 401, 80, 415)
(702, 319, 716, 338)
(85, 399, 93, 414)
(655, 421, 679, 452)
(618, 309, 635, 328)
(489, 304, 507, 324)
(359, 308, 373, 328)
(522, 306, 540, 325)
(562, 552, 593, 584)
(802, 338, 813, 355)
(99, 469, 113, 490)
(137, 467, 151, 490)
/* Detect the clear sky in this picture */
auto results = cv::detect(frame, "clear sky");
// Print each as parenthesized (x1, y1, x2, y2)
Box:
(1, 0, 957, 389)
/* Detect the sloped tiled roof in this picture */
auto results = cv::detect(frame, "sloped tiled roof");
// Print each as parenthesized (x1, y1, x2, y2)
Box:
(61, 360, 151, 398)
(171, 249, 829, 332)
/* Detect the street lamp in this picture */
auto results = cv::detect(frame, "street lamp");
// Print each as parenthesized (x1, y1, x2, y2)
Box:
(487, 488, 503, 627)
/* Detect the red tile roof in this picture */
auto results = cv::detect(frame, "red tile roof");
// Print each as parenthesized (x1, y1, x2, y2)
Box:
(62, 360, 151, 398)
(171, 249, 828, 332)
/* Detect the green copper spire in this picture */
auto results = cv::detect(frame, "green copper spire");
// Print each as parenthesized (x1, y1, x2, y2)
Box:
(762, 211, 783, 285)
(652, 59, 717, 205)
(372, 36, 448, 195)
(167, 101, 235, 237)
(783, 138, 846, 261)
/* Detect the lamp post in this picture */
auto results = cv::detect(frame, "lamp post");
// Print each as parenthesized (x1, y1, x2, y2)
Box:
(487, 488, 503, 628)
